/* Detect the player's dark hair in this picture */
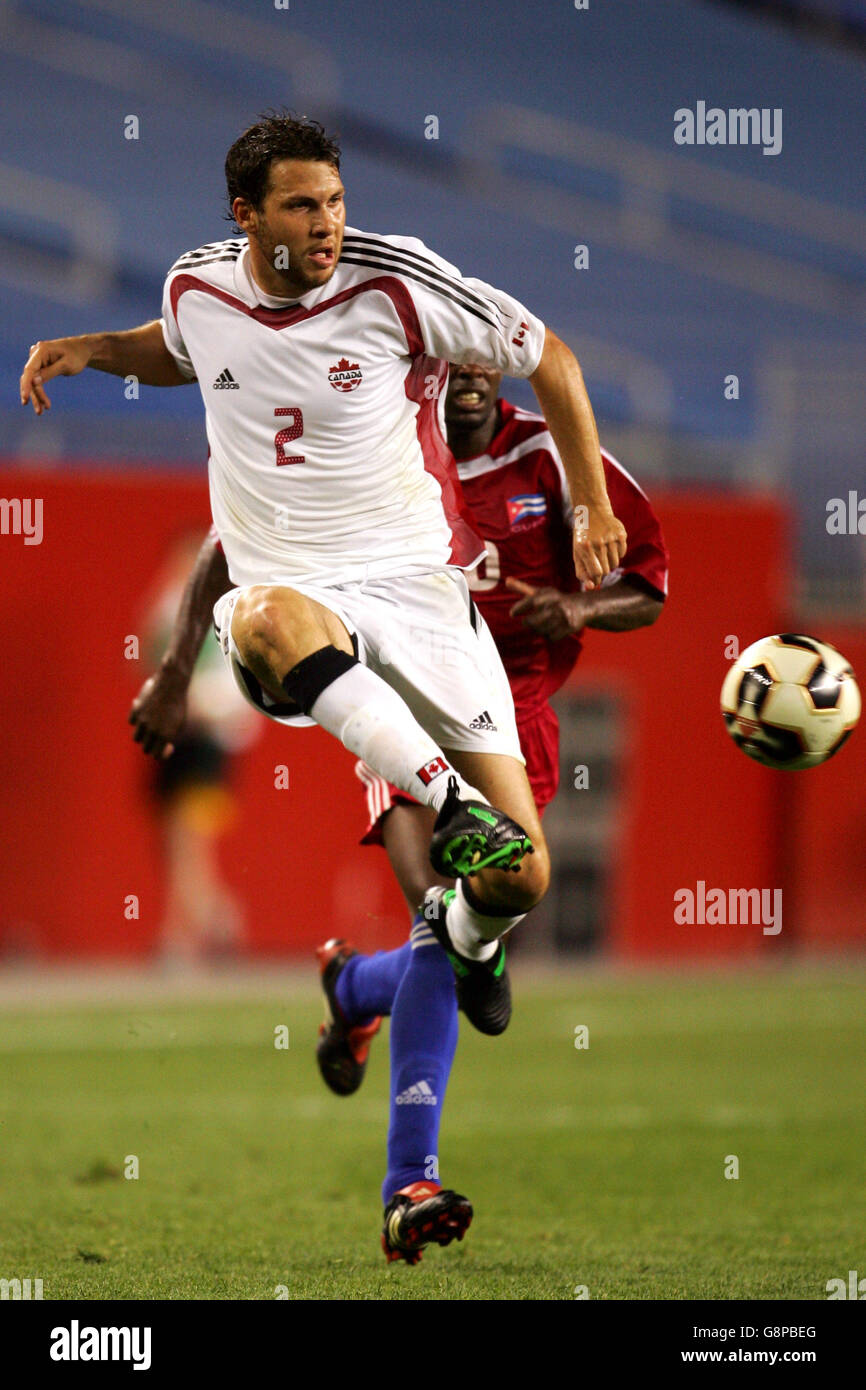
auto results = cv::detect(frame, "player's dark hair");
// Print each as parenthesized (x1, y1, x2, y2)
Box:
(224, 110, 341, 223)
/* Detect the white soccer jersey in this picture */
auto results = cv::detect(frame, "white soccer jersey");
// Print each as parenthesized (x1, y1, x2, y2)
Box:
(160, 229, 546, 587)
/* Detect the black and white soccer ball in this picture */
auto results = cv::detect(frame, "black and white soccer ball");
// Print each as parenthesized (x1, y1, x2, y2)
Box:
(721, 634, 860, 770)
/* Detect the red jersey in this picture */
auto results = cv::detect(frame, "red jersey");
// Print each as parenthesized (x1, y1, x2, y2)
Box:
(457, 399, 669, 714)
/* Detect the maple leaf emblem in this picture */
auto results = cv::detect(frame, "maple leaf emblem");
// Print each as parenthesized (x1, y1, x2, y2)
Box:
(328, 357, 363, 391)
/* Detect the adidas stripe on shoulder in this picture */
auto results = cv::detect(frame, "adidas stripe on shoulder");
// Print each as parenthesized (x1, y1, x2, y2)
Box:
(340, 231, 506, 333)
(169, 238, 244, 274)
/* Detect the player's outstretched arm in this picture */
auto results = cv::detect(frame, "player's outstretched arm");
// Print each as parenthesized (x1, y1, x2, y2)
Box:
(129, 533, 232, 759)
(529, 329, 627, 589)
(507, 577, 663, 640)
(20, 321, 191, 415)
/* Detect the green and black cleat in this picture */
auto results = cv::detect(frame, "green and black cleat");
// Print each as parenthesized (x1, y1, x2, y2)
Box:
(422, 886, 512, 1036)
(428, 775, 533, 878)
(315, 938, 381, 1096)
(381, 1181, 473, 1265)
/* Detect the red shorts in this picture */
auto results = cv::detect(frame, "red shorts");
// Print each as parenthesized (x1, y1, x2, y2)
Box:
(357, 702, 560, 846)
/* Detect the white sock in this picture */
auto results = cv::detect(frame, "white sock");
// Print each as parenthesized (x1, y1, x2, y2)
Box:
(309, 664, 485, 812)
(446, 880, 526, 961)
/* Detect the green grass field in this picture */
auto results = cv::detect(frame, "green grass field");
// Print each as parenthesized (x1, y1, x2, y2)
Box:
(1, 965, 864, 1301)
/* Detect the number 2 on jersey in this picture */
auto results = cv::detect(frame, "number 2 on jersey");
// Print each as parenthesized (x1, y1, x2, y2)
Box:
(274, 407, 305, 466)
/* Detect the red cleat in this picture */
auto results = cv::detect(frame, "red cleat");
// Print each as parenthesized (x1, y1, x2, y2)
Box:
(381, 1181, 473, 1265)
(315, 938, 381, 1097)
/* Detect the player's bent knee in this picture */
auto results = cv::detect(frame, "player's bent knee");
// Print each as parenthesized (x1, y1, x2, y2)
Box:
(233, 588, 296, 665)
(532, 848, 552, 900)
(514, 852, 551, 912)
(492, 844, 550, 914)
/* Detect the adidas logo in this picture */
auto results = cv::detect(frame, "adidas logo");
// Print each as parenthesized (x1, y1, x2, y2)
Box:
(212, 368, 239, 390)
(395, 1080, 437, 1106)
(469, 709, 498, 731)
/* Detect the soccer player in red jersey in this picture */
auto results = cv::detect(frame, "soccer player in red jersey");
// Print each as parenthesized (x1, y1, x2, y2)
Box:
(354, 362, 668, 906)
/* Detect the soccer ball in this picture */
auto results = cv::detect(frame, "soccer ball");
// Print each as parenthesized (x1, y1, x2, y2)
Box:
(721, 633, 860, 770)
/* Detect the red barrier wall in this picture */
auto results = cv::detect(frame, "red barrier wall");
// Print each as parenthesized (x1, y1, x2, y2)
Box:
(0, 468, 408, 959)
(569, 490, 789, 959)
(0, 467, 860, 960)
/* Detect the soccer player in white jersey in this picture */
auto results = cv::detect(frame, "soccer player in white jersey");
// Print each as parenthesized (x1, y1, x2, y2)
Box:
(20, 113, 626, 1195)
(125, 372, 666, 1260)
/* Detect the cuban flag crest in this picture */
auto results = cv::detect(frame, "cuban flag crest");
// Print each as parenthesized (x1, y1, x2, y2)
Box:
(507, 493, 547, 527)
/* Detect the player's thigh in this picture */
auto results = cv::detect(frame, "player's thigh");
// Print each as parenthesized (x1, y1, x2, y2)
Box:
(442, 748, 551, 905)
(356, 572, 519, 757)
(231, 584, 353, 680)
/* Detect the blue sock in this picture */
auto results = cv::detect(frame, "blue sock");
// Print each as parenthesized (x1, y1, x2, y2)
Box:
(382, 919, 459, 1203)
(335, 943, 411, 1022)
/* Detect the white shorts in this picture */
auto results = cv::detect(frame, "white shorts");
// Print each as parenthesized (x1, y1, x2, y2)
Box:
(212, 569, 523, 761)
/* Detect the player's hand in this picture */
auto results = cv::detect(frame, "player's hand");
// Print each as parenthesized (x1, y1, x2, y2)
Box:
(572, 503, 627, 590)
(506, 578, 587, 640)
(19, 337, 94, 415)
(129, 669, 189, 759)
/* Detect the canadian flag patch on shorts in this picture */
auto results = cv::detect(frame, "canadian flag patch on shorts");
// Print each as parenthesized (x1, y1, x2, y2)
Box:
(416, 756, 448, 786)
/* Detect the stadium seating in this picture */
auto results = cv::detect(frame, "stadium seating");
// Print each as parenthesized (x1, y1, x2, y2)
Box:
(1, 0, 863, 600)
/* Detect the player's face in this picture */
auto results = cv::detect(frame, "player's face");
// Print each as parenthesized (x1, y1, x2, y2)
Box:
(445, 363, 502, 429)
(243, 159, 346, 294)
